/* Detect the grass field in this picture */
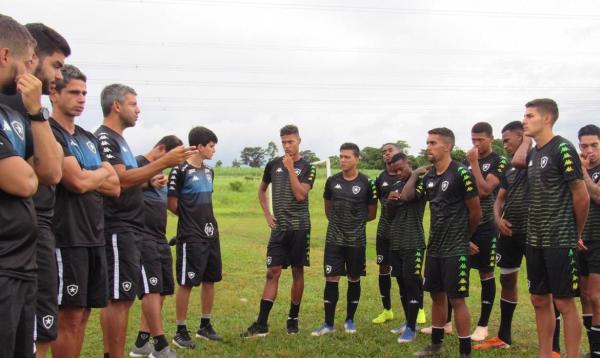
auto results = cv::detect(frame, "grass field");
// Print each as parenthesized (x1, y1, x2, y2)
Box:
(78, 166, 585, 357)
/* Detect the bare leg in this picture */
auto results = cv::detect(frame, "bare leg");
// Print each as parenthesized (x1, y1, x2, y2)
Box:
(531, 294, 555, 358)
(100, 300, 134, 358)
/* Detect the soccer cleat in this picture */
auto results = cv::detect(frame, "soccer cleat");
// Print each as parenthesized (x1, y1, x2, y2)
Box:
(473, 336, 510, 350)
(344, 319, 357, 333)
(551, 352, 561, 358)
(241, 322, 269, 338)
(172, 330, 195, 349)
(398, 327, 417, 343)
(391, 322, 421, 334)
(417, 308, 427, 324)
(413, 343, 444, 356)
(149, 346, 176, 358)
(471, 325, 489, 342)
(286, 318, 299, 335)
(129, 341, 153, 357)
(196, 324, 223, 341)
(311, 323, 335, 336)
(372, 309, 394, 324)
(420, 322, 452, 335)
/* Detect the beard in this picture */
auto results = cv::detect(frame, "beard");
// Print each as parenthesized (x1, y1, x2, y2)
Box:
(33, 66, 52, 95)
(2, 63, 20, 95)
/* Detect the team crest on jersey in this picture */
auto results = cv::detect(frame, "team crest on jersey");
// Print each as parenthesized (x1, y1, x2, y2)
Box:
(540, 156, 548, 168)
(86, 141, 97, 154)
(377, 255, 384, 264)
(325, 265, 332, 274)
(593, 172, 600, 182)
(482, 163, 490, 172)
(149, 277, 158, 286)
(122, 281, 132, 292)
(10, 121, 24, 140)
(352, 185, 361, 194)
(441, 180, 449, 191)
(67, 284, 79, 296)
(496, 253, 502, 264)
(188, 272, 196, 279)
(42, 315, 55, 329)
(295, 168, 301, 176)
(266, 256, 272, 265)
(204, 223, 215, 237)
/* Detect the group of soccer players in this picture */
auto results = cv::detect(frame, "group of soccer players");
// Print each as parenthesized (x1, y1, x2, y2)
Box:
(1, 12, 599, 358)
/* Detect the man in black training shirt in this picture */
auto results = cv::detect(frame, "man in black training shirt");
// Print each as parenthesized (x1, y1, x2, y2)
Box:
(169, 127, 222, 349)
(312, 142, 377, 336)
(577, 124, 600, 356)
(464, 122, 508, 342)
(242, 125, 316, 338)
(0, 22, 70, 357)
(412, 128, 481, 357)
(129, 135, 184, 357)
(0, 15, 64, 358)
(385, 153, 426, 343)
(96, 84, 193, 358)
(49, 65, 120, 358)
(523, 98, 588, 358)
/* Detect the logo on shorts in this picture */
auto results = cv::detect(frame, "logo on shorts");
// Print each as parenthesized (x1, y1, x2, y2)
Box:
(188, 271, 196, 279)
(295, 168, 301, 176)
(149, 277, 158, 286)
(266, 256, 272, 265)
(482, 163, 490, 172)
(352, 185, 361, 194)
(122, 281, 132, 292)
(377, 255, 383, 264)
(42, 315, 55, 329)
(204, 223, 215, 237)
(441, 180, 449, 191)
(67, 284, 79, 296)
(325, 265, 332, 274)
(11, 121, 24, 140)
(540, 156, 548, 168)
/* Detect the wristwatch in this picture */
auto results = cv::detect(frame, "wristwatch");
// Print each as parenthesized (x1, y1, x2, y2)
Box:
(28, 107, 50, 122)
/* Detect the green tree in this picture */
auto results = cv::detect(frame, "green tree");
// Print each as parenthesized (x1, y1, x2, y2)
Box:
(328, 155, 340, 169)
(395, 140, 410, 153)
(232, 159, 241, 168)
(300, 150, 320, 163)
(266, 141, 279, 160)
(359, 146, 384, 169)
(451, 147, 467, 162)
(492, 138, 507, 157)
(240, 147, 267, 167)
(215, 160, 223, 167)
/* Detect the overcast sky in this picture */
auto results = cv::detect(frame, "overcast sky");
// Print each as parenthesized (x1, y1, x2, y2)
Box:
(5, 0, 600, 165)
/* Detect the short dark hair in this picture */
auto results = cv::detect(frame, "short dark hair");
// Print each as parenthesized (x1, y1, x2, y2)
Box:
(526, 98, 559, 123)
(54, 64, 86, 92)
(280, 124, 299, 137)
(189, 126, 218, 147)
(340, 142, 360, 157)
(25, 23, 71, 58)
(428, 127, 455, 149)
(502, 121, 523, 133)
(381, 142, 400, 150)
(155, 135, 183, 151)
(0, 14, 36, 56)
(390, 152, 408, 164)
(471, 122, 493, 137)
(578, 124, 600, 140)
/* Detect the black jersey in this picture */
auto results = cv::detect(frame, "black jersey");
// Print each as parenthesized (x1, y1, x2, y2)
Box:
(262, 157, 316, 231)
(425, 161, 479, 257)
(0, 107, 37, 281)
(137, 156, 168, 241)
(464, 152, 508, 225)
(168, 162, 218, 241)
(583, 165, 600, 242)
(52, 119, 106, 247)
(323, 172, 377, 247)
(526, 136, 583, 248)
(375, 170, 402, 240)
(388, 176, 427, 251)
(499, 164, 529, 235)
(94, 125, 144, 233)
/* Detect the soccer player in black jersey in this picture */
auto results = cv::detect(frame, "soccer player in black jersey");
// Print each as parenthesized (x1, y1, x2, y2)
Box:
(0, 15, 64, 358)
(523, 99, 588, 358)
(312, 143, 377, 336)
(577, 124, 600, 356)
(412, 128, 480, 357)
(0, 22, 70, 357)
(464, 122, 508, 342)
(49, 65, 121, 358)
(385, 152, 426, 343)
(169, 127, 222, 348)
(129, 135, 184, 357)
(242, 125, 316, 338)
(96, 84, 194, 358)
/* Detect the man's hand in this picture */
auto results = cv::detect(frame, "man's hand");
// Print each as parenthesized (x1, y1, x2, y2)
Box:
(17, 73, 43, 115)
(413, 164, 432, 176)
(150, 174, 167, 189)
(160, 146, 197, 167)
(577, 239, 588, 252)
(265, 213, 277, 229)
(282, 154, 295, 173)
(387, 191, 401, 201)
(496, 217, 513, 237)
(580, 153, 590, 171)
(466, 147, 479, 164)
(469, 241, 480, 255)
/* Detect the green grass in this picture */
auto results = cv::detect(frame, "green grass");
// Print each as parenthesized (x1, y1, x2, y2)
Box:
(78, 167, 584, 357)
